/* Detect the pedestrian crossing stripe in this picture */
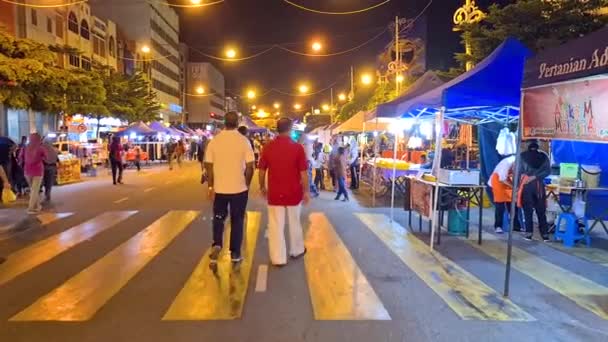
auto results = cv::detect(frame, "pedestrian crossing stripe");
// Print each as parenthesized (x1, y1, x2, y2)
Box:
(465, 234, 608, 320)
(546, 242, 608, 267)
(305, 212, 391, 320)
(36, 212, 74, 226)
(10, 210, 199, 321)
(162, 211, 261, 320)
(0, 211, 137, 287)
(356, 213, 534, 321)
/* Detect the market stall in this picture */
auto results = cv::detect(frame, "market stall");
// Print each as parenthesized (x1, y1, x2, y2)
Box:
(387, 38, 530, 246)
(57, 154, 81, 185)
(240, 116, 268, 134)
(503, 26, 608, 296)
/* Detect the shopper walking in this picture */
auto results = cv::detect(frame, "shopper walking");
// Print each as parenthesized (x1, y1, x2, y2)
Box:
(259, 118, 309, 266)
(205, 112, 255, 264)
(166, 139, 176, 170)
(348, 140, 360, 189)
(299, 135, 318, 197)
(109, 136, 123, 185)
(489, 155, 521, 233)
(41, 139, 59, 203)
(518, 141, 551, 241)
(333, 146, 349, 201)
(176, 139, 185, 167)
(313, 142, 326, 191)
(20, 133, 47, 214)
(328, 140, 340, 192)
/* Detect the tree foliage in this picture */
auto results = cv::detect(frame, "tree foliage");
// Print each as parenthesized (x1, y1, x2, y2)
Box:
(454, 0, 608, 70)
(1, 30, 158, 123)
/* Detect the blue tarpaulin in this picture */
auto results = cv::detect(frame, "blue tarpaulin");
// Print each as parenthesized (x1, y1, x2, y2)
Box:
(551, 140, 608, 186)
(375, 71, 444, 118)
(395, 38, 531, 122)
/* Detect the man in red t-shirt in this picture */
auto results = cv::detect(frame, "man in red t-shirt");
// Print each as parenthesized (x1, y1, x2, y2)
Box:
(258, 118, 309, 266)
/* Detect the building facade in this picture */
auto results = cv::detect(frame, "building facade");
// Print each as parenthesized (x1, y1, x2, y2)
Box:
(186, 62, 225, 126)
(0, 1, 119, 140)
(91, 1, 183, 122)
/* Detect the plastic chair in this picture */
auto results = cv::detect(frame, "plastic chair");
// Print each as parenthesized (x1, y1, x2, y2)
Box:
(554, 212, 586, 247)
(583, 190, 608, 239)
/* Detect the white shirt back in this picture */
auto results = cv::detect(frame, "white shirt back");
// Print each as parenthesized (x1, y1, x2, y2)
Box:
(490, 155, 516, 187)
(204, 130, 255, 194)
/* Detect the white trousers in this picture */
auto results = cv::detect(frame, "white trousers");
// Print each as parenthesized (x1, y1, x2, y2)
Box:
(267, 205, 305, 265)
(26, 176, 42, 212)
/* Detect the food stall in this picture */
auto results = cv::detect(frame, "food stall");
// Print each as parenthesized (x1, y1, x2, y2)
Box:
(502, 26, 608, 295)
(56, 153, 81, 185)
(383, 38, 530, 248)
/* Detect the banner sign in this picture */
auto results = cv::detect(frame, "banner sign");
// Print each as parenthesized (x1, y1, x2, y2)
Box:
(522, 77, 608, 142)
(411, 179, 433, 218)
(523, 27, 608, 88)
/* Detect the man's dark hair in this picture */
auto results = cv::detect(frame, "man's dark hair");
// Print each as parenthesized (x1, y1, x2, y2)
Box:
(238, 126, 248, 136)
(527, 140, 540, 151)
(338, 147, 345, 155)
(225, 111, 239, 129)
(277, 117, 293, 134)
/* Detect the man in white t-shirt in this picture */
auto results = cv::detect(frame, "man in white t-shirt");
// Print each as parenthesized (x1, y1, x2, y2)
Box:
(204, 112, 255, 264)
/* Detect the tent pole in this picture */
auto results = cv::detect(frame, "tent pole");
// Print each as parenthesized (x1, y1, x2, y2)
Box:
(430, 107, 445, 251)
(390, 119, 400, 223)
(372, 118, 379, 207)
(504, 102, 523, 297)
(360, 121, 366, 198)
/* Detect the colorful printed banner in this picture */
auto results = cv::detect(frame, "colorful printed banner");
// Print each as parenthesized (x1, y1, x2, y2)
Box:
(522, 77, 608, 143)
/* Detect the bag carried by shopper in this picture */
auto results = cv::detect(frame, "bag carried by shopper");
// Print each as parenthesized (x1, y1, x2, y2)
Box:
(2, 188, 16, 203)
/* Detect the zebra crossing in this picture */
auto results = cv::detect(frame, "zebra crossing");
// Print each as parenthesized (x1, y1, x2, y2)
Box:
(0, 209, 607, 323)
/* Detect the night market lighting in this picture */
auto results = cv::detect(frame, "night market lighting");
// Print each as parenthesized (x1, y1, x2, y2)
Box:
(314, 109, 321, 115)
(195, 86, 205, 94)
(190, 0, 202, 4)
(0, 0, 87, 8)
(293, 103, 302, 110)
(225, 48, 237, 59)
(273, 102, 281, 109)
(311, 41, 322, 52)
(246, 89, 256, 99)
(298, 84, 310, 94)
(281, 0, 391, 15)
(322, 104, 330, 111)
(338, 93, 347, 101)
(141, 45, 151, 54)
(361, 73, 373, 85)
(396, 74, 404, 83)
(251, 105, 257, 110)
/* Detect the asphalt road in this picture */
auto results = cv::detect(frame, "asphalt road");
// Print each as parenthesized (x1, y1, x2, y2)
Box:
(0, 162, 607, 342)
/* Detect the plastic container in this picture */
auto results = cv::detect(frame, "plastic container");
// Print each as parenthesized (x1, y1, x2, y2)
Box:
(560, 163, 579, 179)
(580, 165, 601, 188)
(447, 209, 469, 236)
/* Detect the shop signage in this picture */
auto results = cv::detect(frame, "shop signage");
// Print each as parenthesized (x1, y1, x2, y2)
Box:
(77, 124, 87, 133)
(522, 77, 608, 142)
(523, 27, 608, 88)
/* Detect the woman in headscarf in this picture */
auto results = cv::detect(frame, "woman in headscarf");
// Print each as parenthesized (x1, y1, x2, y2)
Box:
(19, 133, 47, 213)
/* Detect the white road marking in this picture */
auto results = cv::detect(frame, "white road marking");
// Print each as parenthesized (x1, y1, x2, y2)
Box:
(113, 197, 129, 204)
(255, 265, 268, 293)
(144, 187, 156, 193)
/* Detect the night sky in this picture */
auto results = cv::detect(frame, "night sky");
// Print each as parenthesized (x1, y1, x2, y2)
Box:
(177, 0, 513, 112)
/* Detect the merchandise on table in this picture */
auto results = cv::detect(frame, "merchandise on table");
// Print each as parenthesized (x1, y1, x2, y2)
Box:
(57, 154, 81, 185)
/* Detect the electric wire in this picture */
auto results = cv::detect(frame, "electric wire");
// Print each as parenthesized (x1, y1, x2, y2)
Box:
(281, 0, 391, 15)
(147, 0, 224, 9)
(0, 0, 86, 8)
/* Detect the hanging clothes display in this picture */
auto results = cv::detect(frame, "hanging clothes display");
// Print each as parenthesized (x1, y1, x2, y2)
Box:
(496, 127, 517, 156)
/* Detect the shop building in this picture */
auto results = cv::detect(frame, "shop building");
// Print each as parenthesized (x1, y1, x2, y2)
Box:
(185, 62, 225, 127)
(91, 1, 183, 122)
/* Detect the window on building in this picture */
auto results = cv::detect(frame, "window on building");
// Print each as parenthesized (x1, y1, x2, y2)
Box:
(81, 57, 91, 71)
(68, 54, 80, 67)
(93, 34, 106, 58)
(80, 20, 89, 40)
(31, 9, 38, 26)
(46, 17, 53, 33)
(68, 12, 78, 33)
(108, 36, 115, 57)
(55, 15, 64, 38)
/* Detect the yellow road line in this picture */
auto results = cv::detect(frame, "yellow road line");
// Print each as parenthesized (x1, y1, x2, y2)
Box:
(0, 211, 136, 287)
(356, 213, 534, 321)
(466, 237, 608, 320)
(305, 212, 391, 320)
(11, 210, 198, 321)
(36, 212, 73, 226)
(548, 243, 608, 267)
(162, 211, 261, 320)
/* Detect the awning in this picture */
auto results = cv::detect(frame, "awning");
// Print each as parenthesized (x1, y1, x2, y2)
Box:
(116, 122, 156, 137)
(336, 110, 389, 133)
(148, 121, 172, 134)
(375, 71, 445, 119)
(396, 38, 531, 123)
(240, 115, 268, 133)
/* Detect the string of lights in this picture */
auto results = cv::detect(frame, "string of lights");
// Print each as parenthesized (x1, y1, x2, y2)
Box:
(117, 53, 177, 62)
(147, 0, 225, 9)
(0, 0, 86, 8)
(189, 46, 275, 62)
(281, 0, 391, 15)
(276, 28, 387, 57)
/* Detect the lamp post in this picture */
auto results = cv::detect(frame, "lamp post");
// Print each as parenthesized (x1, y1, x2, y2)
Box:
(453, 0, 484, 71)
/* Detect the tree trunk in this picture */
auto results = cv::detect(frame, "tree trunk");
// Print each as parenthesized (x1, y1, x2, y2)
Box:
(96, 114, 102, 140)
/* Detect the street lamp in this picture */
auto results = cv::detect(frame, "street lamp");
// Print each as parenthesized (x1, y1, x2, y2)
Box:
(196, 86, 205, 94)
(293, 103, 302, 110)
(361, 73, 373, 86)
(141, 45, 151, 54)
(311, 41, 322, 52)
(338, 93, 347, 102)
(246, 89, 256, 99)
(190, 0, 202, 4)
(298, 84, 309, 94)
(225, 47, 237, 59)
(322, 104, 330, 112)
(314, 109, 321, 115)
(273, 102, 281, 109)
(251, 105, 257, 110)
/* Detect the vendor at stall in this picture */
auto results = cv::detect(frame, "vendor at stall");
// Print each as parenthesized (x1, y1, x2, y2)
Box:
(518, 141, 551, 242)
(489, 155, 521, 234)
